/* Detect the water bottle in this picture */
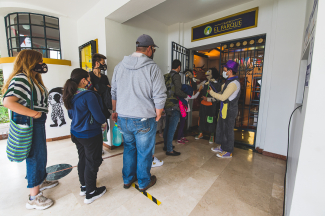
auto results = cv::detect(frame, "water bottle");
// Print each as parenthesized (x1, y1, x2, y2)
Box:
(112, 123, 122, 146)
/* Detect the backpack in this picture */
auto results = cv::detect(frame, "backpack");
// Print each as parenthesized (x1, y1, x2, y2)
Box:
(164, 72, 179, 110)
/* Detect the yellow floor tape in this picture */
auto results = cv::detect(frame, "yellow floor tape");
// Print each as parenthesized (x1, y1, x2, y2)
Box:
(132, 183, 162, 206)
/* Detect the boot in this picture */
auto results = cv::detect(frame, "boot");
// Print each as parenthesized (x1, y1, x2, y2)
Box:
(59, 119, 66, 127)
(50, 120, 58, 127)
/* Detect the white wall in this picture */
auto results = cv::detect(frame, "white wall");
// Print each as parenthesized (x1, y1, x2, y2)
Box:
(105, 13, 168, 78)
(288, 1, 325, 214)
(168, 0, 308, 156)
(285, 0, 320, 215)
(0, 15, 8, 58)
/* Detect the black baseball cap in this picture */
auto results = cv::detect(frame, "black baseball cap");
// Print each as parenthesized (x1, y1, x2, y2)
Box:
(136, 34, 159, 48)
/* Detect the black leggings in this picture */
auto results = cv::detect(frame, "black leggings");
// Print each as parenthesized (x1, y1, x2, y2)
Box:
(71, 133, 103, 194)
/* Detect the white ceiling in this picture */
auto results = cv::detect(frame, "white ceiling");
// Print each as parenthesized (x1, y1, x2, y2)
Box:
(0, 0, 101, 18)
(144, 0, 253, 26)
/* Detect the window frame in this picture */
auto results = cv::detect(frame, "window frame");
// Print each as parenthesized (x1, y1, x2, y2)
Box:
(4, 12, 62, 59)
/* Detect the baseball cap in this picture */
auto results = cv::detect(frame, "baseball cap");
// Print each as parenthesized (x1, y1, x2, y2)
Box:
(136, 34, 159, 48)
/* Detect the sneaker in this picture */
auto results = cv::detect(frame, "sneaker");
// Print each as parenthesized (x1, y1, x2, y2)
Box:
(26, 192, 53, 210)
(181, 137, 189, 142)
(84, 186, 107, 204)
(152, 157, 164, 168)
(177, 139, 185, 144)
(216, 151, 233, 158)
(211, 146, 223, 153)
(166, 150, 181, 156)
(39, 180, 59, 192)
(195, 134, 203, 140)
(209, 136, 214, 144)
(80, 186, 86, 196)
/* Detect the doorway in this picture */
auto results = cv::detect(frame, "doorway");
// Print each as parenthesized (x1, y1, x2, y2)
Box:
(182, 35, 266, 148)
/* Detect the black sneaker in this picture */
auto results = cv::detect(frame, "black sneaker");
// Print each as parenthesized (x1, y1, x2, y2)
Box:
(163, 145, 175, 151)
(166, 150, 181, 156)
(80, 186, 86, 196)
(84, 186, 106, 204)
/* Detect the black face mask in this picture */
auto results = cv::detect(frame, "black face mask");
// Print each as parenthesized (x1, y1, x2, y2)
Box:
(99, 63, 107, 71)
(34, 63, 48, 74)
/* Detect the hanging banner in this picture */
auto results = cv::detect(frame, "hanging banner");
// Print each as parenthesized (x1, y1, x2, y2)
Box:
(192, 7, 258, 42)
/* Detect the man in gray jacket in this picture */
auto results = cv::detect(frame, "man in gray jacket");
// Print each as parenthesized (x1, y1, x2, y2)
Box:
(111, 34, 166, 192)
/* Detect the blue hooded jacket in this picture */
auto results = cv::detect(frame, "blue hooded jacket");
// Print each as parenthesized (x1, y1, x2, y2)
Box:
(68, 90, 106, 138)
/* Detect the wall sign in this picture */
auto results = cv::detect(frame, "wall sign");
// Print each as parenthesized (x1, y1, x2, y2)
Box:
(192, 7, 258, 42)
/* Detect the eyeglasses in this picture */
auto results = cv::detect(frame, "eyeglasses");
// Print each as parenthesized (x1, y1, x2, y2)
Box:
(151, 47, 156, 53)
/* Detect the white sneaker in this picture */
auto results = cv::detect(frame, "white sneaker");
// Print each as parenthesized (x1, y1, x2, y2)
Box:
(26, 192, 53, 210)
(152, 157, 164, 168)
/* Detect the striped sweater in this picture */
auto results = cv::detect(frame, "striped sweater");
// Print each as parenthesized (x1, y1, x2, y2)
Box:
(3, 73, 49, 113)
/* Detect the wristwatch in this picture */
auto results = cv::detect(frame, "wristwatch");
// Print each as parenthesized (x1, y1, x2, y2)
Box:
(112, 110, 116, 113)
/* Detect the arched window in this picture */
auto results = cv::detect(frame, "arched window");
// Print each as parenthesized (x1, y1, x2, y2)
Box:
(4, 13, 61, 59)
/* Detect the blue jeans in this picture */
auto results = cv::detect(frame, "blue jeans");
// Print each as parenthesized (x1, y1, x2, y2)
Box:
(163, 110, 180, 152)
(13, 112, 48, 188)
(117, 117, 157, 189)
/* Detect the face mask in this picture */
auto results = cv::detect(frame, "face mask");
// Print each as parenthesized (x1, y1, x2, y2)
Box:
(99, 63, 107, 71)
(34, 63, 48, 74)
(223, 71, 228, 79)
(85, 80, 92, 90)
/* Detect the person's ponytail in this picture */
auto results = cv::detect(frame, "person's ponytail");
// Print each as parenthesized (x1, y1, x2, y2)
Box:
(63, 68, 89, 110)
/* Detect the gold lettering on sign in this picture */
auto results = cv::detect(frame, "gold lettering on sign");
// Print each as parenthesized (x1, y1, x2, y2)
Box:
(214, 18, 243, 34)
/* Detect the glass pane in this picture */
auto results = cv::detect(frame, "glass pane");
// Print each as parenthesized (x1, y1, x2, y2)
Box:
(30, 14, 43, 25)
(10, 25, 18, 37)
(46, 28, 59, 40)
(7, 27, 10, 38)
(12, 49, 19, 57)
(33, 49, 46, 57)
(19, 25, 31, 37)
(11, 38, 19, 48)
(8, 39, 11, 49)
(18, 14, 29, 24)
(10, 14, 17, 25)
(19, 36, 31, 48)
(48, 50, 61, 59)
(45, 17, 59, 28)
(31, 25, 45, 38)
(32, 38, 45, 49)
(47, 40, 60, 50)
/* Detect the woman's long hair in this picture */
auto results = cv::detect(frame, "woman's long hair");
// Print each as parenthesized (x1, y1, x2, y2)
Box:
(2, 50, 46, 95)
(63, 68, 89, 110)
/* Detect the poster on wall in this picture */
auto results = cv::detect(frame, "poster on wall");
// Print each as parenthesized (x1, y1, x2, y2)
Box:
(48, 87, 66, 127)
(192, 7, 258, 42)
(79, 40, 97, 72)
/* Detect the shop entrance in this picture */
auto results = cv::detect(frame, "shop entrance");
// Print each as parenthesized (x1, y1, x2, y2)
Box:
(179, 35, 266, 148)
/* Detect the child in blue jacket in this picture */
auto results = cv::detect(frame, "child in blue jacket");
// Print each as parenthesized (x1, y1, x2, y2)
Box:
(63, 68, 106, 204)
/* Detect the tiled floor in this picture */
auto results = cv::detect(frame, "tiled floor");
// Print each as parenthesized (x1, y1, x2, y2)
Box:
(0, 135, 285, 216)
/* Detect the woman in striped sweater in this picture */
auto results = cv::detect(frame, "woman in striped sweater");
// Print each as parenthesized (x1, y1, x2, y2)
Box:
(2, 50, 58, 210)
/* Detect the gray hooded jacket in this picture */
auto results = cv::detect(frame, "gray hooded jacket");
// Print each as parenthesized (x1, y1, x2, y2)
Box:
(111, 53, 167, 118)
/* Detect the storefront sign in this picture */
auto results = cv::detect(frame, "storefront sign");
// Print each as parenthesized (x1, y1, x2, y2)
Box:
(192, 7, 258, 42)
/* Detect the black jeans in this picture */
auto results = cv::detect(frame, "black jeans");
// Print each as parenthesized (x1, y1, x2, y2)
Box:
(71, 133, 103, 194)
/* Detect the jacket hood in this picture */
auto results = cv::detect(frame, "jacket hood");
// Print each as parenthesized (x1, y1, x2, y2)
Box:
(72, 90, 92, 103)
(121, 54, 155, 70)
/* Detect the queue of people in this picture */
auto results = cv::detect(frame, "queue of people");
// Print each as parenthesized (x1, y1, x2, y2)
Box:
(2, 34, 240, 210)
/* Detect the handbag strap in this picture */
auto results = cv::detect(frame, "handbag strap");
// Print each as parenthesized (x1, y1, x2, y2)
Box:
(10, 78, 34, 126)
